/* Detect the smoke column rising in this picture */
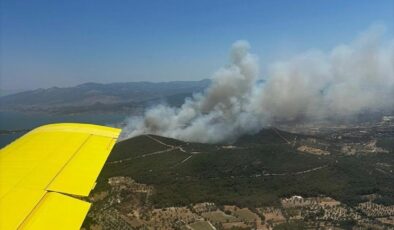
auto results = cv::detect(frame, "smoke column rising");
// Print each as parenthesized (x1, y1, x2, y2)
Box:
(122, 25, 394, 143)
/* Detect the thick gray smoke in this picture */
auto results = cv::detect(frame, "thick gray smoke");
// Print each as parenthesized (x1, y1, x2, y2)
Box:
(122, 26, 394, 143)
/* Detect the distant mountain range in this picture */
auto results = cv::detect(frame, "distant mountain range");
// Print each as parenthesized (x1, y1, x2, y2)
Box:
(0, 80, 210, 114)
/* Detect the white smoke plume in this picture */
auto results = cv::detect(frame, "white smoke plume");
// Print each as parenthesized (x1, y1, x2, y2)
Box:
(122, 25, 394, 143)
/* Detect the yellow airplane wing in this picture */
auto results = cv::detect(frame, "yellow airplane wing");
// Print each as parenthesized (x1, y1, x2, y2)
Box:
(0, 123, 121, 230)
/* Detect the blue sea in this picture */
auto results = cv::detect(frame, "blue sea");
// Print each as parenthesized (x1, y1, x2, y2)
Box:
(0, 111, 126, 148)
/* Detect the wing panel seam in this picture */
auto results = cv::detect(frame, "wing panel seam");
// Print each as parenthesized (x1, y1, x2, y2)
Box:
(45, 134, 92, 192)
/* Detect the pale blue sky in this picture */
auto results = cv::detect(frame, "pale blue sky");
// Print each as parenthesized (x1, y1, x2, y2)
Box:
(1, 0, 393, 90)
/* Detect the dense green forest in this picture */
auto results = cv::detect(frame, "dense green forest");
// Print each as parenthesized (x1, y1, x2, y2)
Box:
(96, 129, 394, 208)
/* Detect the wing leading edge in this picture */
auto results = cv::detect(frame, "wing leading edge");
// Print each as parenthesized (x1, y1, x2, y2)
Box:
(0, 123, 121, 229)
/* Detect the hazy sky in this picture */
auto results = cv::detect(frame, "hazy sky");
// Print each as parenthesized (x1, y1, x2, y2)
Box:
(1, 0, 393, 90)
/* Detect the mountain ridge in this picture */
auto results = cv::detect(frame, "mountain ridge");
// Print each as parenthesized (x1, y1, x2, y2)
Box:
(84, 126, 394, 229)
(0, 79, 210, 114)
